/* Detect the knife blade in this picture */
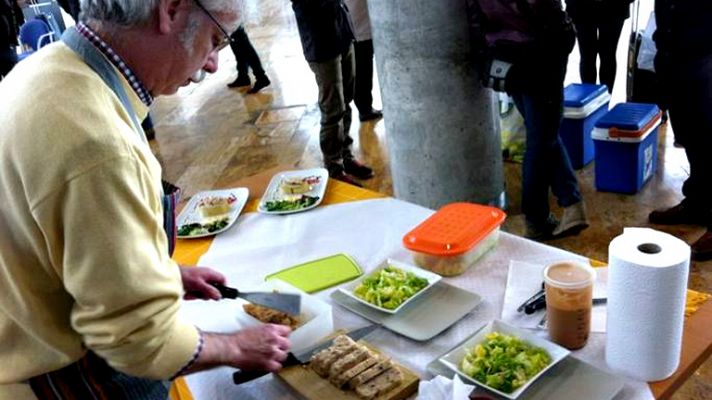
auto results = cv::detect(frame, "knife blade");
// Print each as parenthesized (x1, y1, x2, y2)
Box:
(232, 324, 378, 385)
(211, 283, 301, 316)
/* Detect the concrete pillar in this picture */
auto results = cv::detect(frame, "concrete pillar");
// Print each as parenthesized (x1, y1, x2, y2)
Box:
(368, 0, 504, 209)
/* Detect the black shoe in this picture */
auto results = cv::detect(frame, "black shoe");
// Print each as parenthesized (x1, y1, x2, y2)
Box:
(343, 158, 374, 179)
(359, 108, 383, 122)
(248, 76, 271, 94)
(692, 230, 712, 261)
(649, 201, 705, 226)
(144, 127, 156, 141)
(524, 214, 558, 241)
(227, 76, 251, 88)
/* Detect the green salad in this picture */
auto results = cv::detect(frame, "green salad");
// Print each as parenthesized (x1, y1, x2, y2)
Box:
(460, 332, 551, 393)
(264, 195, 319, 212)
(178, 217, 229, 236)
(353, 266, 429, 310)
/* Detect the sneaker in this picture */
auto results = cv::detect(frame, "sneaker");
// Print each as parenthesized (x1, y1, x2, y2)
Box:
(649, 201, 705, 225)
(692, 230, 712, 261)
(343, 158, 374, 179)
(144, 127, 156, 141)
(227, 75, 251, 88)
(248, 76, 271, 94)
(552, 201, 589, 238)
(359, 108, 383, 122)
(525, 214, 558, 240)
(326, 163, 363, 187)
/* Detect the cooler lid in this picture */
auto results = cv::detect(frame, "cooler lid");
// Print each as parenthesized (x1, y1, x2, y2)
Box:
(563, 84, 609, 108)
(595, 103, 661, 131)
(402, 203, 506, 256)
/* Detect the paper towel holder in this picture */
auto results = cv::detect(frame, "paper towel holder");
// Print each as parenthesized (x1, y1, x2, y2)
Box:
(637, 243, 662, 254)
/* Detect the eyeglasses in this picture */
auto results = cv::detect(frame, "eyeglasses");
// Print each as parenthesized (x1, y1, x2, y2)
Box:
(191, 0, 233, 51)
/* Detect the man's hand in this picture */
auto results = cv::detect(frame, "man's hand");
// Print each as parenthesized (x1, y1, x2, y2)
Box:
(183, 324, 292, 375)
(180, 266, 226, 300)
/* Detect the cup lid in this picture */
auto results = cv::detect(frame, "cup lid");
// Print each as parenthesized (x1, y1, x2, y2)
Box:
(543, 261, 596, 289)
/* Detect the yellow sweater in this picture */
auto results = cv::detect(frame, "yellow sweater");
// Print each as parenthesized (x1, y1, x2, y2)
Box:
(0, 43, 199, 389)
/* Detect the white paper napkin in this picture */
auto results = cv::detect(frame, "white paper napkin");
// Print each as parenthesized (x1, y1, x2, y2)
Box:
(416, 375, 475, 400)
(501, 260, 608, 332)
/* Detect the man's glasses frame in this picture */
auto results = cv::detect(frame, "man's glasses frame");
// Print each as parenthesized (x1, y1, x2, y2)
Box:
(192, 0, 234, 51)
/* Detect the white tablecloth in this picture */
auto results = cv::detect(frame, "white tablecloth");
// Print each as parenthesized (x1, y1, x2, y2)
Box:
(178, 198, 653, 400)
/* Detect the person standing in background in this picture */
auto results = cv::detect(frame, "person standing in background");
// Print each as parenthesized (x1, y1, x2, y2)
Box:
(648, 0, 712, 260)
(226, 25, 271, 94)
(57, 0, 81, 22)
(344, 0, 382, 122)
(0, 0, 22, 80)
(566, 0, 634, 93)
(291, 0, 375, 185)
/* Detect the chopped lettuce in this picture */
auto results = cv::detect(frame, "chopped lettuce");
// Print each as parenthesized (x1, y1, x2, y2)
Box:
(353, 266, 429, 310)
(460, 332, 551, 393)
(178, 217, 229, 236)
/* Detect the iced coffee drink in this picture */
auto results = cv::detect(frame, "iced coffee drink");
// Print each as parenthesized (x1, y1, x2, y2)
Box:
(543, 261, 596, 350)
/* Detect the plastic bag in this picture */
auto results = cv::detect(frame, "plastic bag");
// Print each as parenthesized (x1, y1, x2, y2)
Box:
(499, 93, 526, 163)
(636, 11, 657, 72)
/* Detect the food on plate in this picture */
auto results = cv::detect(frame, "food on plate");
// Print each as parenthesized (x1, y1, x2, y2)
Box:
(353, 266, 429, 310)
(177, 217, 229, 236)
(459, 332, 551, 393)
(196, 193, 237, 218)
(280, 176, 318, 195)
(308, 334, 403, 399)
(243, 303, 300, 330)
(264, 194, 319, 212)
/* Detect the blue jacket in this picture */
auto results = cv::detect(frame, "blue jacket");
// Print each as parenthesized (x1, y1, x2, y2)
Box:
(291, 0, 355, 62)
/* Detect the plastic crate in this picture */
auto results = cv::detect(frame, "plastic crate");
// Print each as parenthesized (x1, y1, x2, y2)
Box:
(559, 84, 610, 169)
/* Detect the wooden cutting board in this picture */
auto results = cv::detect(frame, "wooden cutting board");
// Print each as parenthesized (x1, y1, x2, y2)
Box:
(276, 341, 419, 400)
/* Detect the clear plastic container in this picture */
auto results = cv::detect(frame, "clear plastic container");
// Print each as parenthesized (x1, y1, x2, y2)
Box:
(402, 203, 506, 276)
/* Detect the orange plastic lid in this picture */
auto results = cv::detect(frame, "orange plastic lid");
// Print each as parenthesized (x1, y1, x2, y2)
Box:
(403, 203, 506, 256)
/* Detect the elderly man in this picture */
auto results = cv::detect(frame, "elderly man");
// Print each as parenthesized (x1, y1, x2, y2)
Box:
(0, 1, 291, 399)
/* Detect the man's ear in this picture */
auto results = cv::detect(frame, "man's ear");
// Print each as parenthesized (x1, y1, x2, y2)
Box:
(156, 0, 186, 35)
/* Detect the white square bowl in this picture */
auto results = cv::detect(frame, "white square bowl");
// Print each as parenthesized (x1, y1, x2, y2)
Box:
(234, 279, 333, 353)
(337, 258, 441, 314)
(439, 320, 570, 399)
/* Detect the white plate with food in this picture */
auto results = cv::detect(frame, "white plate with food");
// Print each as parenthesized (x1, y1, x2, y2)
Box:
(234, 279, 333, 352)
(337, 259, 441, 314)
(439, 320, 570, 399)
(176, 188, 249, 239)
(257, 168, 329, 215)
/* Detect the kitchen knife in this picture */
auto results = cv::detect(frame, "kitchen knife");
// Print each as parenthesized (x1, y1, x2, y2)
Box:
(209, 283, 301, 316)
(232, 324, 378, 385)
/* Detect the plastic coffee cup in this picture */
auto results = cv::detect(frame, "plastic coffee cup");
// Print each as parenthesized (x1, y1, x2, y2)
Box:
(543, 261, 596, 350)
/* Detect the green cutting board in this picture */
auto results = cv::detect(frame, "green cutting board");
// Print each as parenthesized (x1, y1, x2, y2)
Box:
(265, 253, 363, 293)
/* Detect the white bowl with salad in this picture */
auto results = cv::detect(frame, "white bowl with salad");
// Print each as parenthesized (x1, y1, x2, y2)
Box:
(337, 259, 441, 314)
(439, 319, 570, 399)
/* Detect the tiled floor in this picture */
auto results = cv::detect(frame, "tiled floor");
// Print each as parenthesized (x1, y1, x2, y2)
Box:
(148, 1, 711, 398)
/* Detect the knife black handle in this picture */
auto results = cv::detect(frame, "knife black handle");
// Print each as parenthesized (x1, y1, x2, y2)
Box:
(232, 353, 301, 385)
(211, 283, 238, 299)
(524, 295, 547, 314)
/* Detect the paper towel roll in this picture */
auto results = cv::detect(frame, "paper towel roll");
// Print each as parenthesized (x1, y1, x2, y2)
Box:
(605, 228, 690, 381)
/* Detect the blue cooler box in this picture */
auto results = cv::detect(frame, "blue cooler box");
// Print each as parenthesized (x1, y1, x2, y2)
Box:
(593, 103, 662, 194)
(560, 84, 610, 169)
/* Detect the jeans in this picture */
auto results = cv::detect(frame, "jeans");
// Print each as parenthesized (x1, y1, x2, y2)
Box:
(510, 56, 582, 227)
(572, 15, 626, 93)
(665, 54, 712, 225)
(308, 44, 356, 167)
(229, 26, 266, 79)
(353, 39, 375, 115)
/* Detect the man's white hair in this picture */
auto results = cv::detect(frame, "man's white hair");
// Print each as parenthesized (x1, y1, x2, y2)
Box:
(79, 0, 240, 27)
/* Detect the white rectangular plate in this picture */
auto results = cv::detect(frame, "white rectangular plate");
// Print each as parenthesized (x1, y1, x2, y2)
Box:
(337, 259, 441, 314)
(439, 320, 570, 399)
(331, 280, 482, 341)
(176, 188, 249, 239)
(257, 168, 329, 215)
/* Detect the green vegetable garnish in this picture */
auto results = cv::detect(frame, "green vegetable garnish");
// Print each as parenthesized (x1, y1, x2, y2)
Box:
(178, 217, 229, 236)
(353, 266, 429, 310)
(460, 332, 551, 393)
(265, 195, 319, 211)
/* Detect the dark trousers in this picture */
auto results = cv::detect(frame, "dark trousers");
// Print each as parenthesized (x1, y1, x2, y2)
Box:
(229, 26, 266, 79)
(353, 39, 375, 115)
(572, 16, 626, 93)
(308, 44, 356, 167)
(665, 54, 712, 225)
(510, 55, 582, 226)
(0, 47, 17, 80)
